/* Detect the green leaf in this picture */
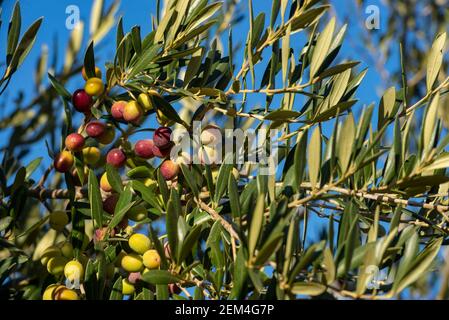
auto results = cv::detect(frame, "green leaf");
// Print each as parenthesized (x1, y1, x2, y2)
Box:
(149, 226, 168, 269)
(248, 193, 265, 258)
(6, 17, 42, 76)
(0, 217, 13, 232)
(378, 87, 396, 130)
(138, 288, 154, 300)
(254, 232, 283, 267)
(338, 113, 355, 174)
(247, 0, 255, 88)
(343, 215, 359, 275)
(328, 69, 351, 108)
(355, 243, 377, 295)
(308, 126, 321, 188)
(282, 24, 291, 85)
(109, 185, 133, 230)
(141, 270, 182, 285)
(280, 0, 288, 24)
(47, 73, 71, 100)
(317, 61, 360, 80)
(155, 47, 202, 63)
(131, 180, 163, 211)
(188, 2, 222, 31)
(290, 6, 329, 32)
(156, 284, 169, 300)
(398, 175, 449, 189)
(291, 282, 326, 296)
(16, 215, 49, 239)
(206, 220, 225, 265)
(204, 164, 215, 200)
(177, 216, 188, 245)
(83, 259, 98, 300)
(336, 201, 358, 257)
(426, 32, 446, 92)
(316, 69, 351, 119)
(281, 217, 298, 267)
(355, 122, 388, 168)
(126, 166, 153, 179)
(88, 169, 103, 229)
(178, 224, 203, 263)
(265, 110, 301, 121)
(345, 68, 367, 98)
(109, 276, 123, 300)
(127, 44, 162, 79)
(208, 248, 225, 292)
(62, 96, 73, 137)
(157, 168, 170, 204)
(270, 0, 280, 28)
(422, 93, 440, 157)
(11, 167, 26, 195)
(115, 16, 125, 65)
(154, 6, 174, 43)
(106, 164, 123, 192)
(214, 161, 233, 204)
(423, 153, 449, 172)
(310, 17, 335, 79)
(322, 247, 335, 284)
(313, 100, 357, 123)
(248, 269, 265, 294)
(90, 0, 104, 35)
(354, 103, 374, 151)
(91, 0, 118, 44)
(64, 21, 84, 73)
(7, 2, 21, 64)
(152, 93, 184, 126)
(25, 157, 42, 180)
(228, 174, 241, 219)
(71, 206, 85, 260)
(229, 247, 248, 299)
(184, 47, 204, 86)
(166, 190, 180, 263)
(395, 225, 418, 249)
(180, 164, 200, 198)
(395, 231, 419, 283)
(173, 20, 217, 48)
(382, 118, 402, 184)
(392, 237, 443, 295)
(131, 25, 142, 55)
(166, 0, 190, 45)
(83, 41, 96, 78)
(294, 130, 308, 188)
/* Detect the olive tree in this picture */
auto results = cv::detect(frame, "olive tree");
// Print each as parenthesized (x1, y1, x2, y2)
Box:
(0, 0, 448, 300)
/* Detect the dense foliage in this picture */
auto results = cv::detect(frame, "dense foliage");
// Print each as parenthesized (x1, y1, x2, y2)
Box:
(0, 0, 448, 300)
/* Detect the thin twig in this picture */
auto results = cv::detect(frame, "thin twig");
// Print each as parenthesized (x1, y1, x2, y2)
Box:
(28, 186, 86, 200)
(403, 77, 449, 116)
(37, 165, 53, 188)
(293, 182, 449, 217)
(196, 199, 240, 242)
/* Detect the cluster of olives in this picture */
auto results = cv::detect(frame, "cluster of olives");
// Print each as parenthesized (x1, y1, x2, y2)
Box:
(40, 231, 181, 299)
(117, 233, 181, 296)
(40, 242, 85, 300)
(53, 65, 180, 182)
(44, 235, 186, 297)
(44, 65, 235, 300)
(50, 66, 183, 230)
(118, 233, 164, 296)
(52, 64, 234, 184)
(43, 284, 79, 300)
